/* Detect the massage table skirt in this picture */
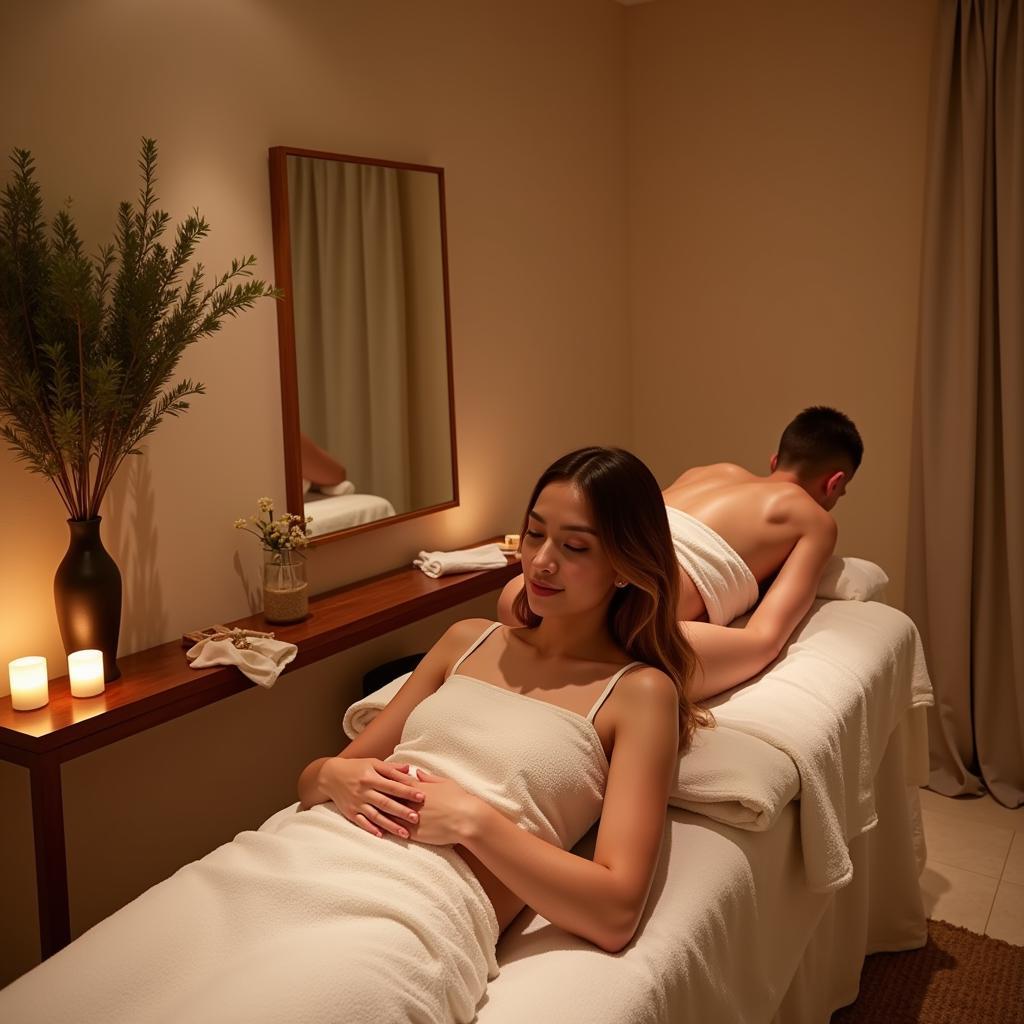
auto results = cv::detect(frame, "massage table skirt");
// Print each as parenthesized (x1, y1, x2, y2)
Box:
(479, 714, 926, 1024)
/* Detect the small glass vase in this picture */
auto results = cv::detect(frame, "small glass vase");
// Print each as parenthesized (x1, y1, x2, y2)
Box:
(263, 549, 309, 624)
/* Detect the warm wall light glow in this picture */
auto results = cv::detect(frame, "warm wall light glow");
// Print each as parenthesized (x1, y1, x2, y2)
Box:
(9, 656, 49, 711)
(68, 649, 105, 698)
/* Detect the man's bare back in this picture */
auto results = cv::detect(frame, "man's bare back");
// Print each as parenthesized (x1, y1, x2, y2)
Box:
(662, 463, 838, 621)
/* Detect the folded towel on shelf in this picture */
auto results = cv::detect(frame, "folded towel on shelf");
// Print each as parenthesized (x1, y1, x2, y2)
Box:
(186, 634, 298, 688)
(413, 544, 507, 579)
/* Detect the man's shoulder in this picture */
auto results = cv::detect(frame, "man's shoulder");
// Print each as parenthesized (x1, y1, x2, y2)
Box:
(673, 462, 752, 485)
(767, 485, 836, 535)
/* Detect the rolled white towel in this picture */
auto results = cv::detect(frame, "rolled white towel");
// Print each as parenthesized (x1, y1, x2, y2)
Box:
(816, 555, 889, 602)
(413, 543, 507, 578)
(318, 480, 356, 496)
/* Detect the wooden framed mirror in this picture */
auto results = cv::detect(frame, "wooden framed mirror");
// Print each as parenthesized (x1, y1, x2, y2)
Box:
(268, 146, 458, 544)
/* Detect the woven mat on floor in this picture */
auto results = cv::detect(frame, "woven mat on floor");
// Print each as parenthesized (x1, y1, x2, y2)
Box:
(832, 919, 1024, 1023)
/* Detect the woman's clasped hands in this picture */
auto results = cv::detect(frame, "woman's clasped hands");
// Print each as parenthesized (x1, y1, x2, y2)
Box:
(317, 757, 424, 840)
(317, 757, 484, 845)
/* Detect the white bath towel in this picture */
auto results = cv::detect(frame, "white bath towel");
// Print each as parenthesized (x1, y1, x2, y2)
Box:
(0, 803, 499, 1023)
(414, 543, 508, 578)
(186, 636, 298, 688)
(707, 599, 934, 892)
(664, 506, 759, 624)
(343, 674, 799, 831)
(669, 725, 799, 829)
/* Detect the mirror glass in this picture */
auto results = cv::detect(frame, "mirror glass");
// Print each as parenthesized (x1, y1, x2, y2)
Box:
(269, 147, 458, 542)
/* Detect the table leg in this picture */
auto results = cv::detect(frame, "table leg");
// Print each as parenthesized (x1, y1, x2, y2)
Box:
(29, 755, 71, 958)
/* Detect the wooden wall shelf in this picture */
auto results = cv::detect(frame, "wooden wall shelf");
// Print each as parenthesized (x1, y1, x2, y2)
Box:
(0, 552, 521, 961)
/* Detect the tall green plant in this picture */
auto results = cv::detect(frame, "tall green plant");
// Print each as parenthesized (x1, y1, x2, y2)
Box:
(0, 138, 278, 519)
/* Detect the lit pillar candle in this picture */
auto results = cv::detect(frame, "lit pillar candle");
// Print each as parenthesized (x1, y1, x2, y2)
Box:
(8, 656, 49, 711)
(68, 649, 105, 698)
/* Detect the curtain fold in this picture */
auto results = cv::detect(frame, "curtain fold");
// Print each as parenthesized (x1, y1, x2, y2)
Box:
(288, 158, 412, 514)
(907, 0, 1023, 807)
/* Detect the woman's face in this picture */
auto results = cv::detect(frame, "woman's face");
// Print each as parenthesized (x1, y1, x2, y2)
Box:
(520, 481, 619, 619)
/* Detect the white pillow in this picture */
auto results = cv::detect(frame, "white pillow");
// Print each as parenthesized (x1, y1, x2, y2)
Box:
(816, 556, 889, 602)
(318, 480, 356, 496)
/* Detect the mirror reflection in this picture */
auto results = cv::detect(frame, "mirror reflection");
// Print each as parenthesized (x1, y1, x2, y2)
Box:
(270, 148, 458, 541)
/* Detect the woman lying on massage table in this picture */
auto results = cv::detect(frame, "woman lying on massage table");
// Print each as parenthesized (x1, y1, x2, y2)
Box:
(295, 446, 704, 1019)
(0, 447, 704, 1024)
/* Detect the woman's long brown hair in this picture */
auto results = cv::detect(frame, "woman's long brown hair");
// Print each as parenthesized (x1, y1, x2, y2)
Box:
(512, 447, 711, 749)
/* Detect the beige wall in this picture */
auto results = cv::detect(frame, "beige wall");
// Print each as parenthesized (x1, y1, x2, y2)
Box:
(0, 0, 628, 982)
(626, 0, 937, 609)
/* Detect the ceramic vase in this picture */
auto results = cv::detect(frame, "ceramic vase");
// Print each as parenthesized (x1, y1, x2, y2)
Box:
(53, 517, 122, 682)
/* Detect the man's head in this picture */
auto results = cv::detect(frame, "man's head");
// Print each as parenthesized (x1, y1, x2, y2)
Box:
(770, 406, 863, 511)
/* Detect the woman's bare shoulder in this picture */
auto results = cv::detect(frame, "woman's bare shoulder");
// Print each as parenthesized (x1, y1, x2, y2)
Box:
(436, 617, 498, 651)
(614, 665, 679, 716)
(606, 665, 680, 757)
(421, 618, 500, 680)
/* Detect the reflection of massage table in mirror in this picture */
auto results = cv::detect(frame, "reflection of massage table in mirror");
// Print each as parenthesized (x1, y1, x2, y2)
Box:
(303, 490, 396, 536)
(0, 599, 932, 1023)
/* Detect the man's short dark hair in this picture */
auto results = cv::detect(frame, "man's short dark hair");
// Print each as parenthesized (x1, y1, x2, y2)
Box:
(776, 406, 863, 474)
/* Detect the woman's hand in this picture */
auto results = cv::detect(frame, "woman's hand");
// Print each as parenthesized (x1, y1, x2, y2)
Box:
(315, 757, 425, 839)
(407, 770, 485, 846)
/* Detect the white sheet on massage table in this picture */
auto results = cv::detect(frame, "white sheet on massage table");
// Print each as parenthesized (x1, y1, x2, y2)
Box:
(303, 492, 396, 536)
(478, 717, 926, 1024)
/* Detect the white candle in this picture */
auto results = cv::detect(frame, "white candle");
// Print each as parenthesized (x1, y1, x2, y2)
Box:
(9, 656, 49, 711)
(68, 649, 105, 698)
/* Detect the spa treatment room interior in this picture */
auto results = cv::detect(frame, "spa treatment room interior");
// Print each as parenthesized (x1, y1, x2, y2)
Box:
(1, 0, 1022, 1021)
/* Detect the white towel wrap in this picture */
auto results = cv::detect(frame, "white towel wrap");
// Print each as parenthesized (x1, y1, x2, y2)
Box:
(665, 506, 759, 624)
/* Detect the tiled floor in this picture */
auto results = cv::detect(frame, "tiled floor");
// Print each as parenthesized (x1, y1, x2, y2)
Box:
(919, 787, 1024, 945)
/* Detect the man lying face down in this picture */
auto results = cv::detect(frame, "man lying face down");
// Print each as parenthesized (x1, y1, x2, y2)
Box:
(498, 406, 864, 700)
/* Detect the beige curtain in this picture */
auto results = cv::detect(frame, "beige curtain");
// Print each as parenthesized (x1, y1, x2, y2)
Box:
(288, 157, 412, 514)
(907, 0, 1023, 807)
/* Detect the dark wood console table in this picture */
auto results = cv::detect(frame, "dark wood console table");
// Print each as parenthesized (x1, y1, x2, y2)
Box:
(0, 554, 521, 960)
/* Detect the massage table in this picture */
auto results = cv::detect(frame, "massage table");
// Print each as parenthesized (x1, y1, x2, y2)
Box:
(0, 596, 931, 1023)
(347, 597, 932, 1024)
(304, 490, 397, 536)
